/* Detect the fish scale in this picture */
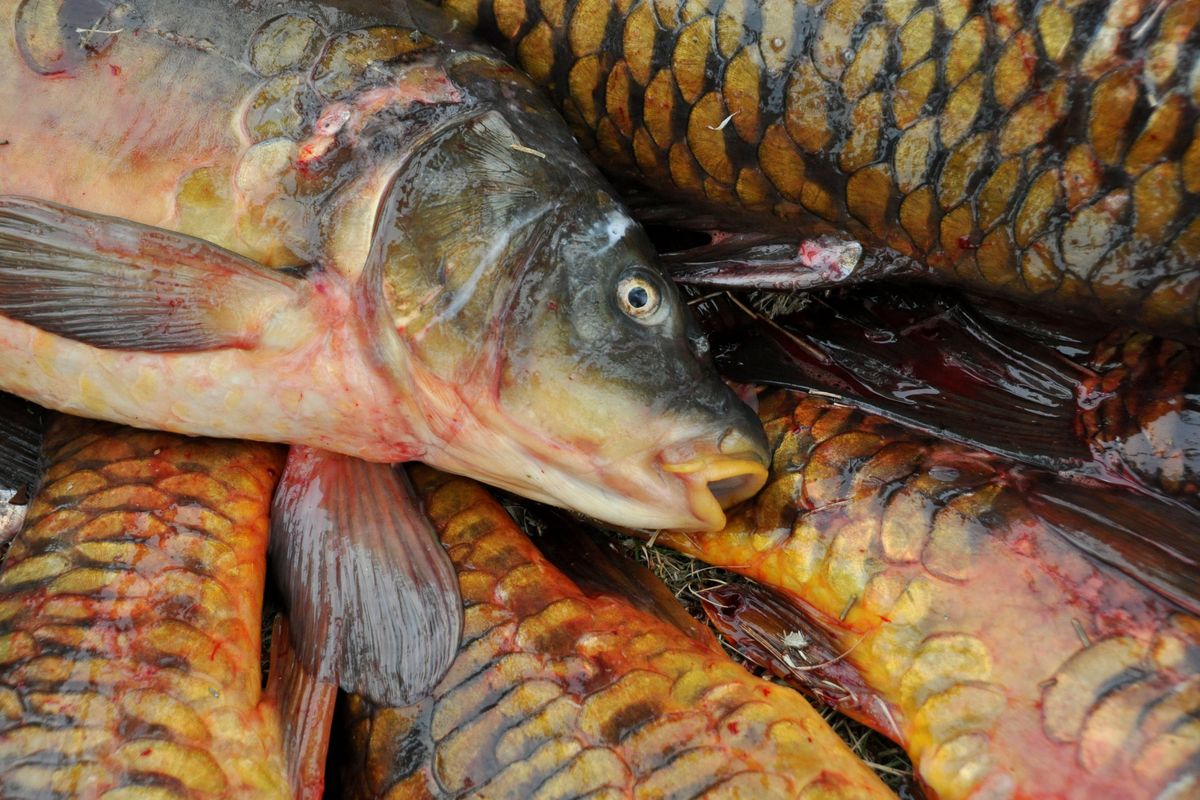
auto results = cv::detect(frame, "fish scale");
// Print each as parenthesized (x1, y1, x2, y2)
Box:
(0, 417, 289, 800)
(334, 465, 896, 799)
(439, 0, 1200, 337)
(657, 391, 1200, 798)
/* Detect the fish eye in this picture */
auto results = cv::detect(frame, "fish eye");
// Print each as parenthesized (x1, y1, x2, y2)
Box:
(617, 274, 663, 322)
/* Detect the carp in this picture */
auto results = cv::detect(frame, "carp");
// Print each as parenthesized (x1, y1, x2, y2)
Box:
(333, 465, 897, 799)
(652, 390, 1200, 799)
(440, 0, 1200, 338)
(0, 417, 307, 799)
(0, 0, 768, 704)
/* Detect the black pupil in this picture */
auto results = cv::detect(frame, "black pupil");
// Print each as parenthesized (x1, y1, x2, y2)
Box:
(628, 285, 650, 309)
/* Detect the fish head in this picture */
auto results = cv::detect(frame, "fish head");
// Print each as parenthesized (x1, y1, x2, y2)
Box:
(365, 110, 767, 531)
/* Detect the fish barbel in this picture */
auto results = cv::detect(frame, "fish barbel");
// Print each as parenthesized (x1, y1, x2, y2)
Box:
(439, 0, 1200, 338)
(334, 465, 898, 799)
(0, 0, 769, 705)
(0, 417, 301, 799)
(654, 391, 1200, 799)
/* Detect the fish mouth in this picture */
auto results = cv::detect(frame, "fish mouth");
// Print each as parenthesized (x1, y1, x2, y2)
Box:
(662, 452, 769, 531)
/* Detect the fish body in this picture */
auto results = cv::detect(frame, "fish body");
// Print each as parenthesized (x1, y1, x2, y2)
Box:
(657, 391, 1200, 799)
(335, 465, 897, 799)
(441, 0, 1200, 337)
(0, 0, 767, 533)
(0, 417, 290, 799)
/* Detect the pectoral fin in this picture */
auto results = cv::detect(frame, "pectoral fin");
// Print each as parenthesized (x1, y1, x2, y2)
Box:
(661, 231, 912, 291)
(264, 615, 338, 800)
(0, 196, 302, 351)
(270, 446, 462, 707)
(1030, 483, 1200, 615)
(699, 582, 886, 731)
(720, 290, 1093, 472)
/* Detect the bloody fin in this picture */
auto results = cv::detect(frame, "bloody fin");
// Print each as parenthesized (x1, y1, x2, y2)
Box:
(699, 581, 894, 736)
(0, 196, 301, 351)
(718, 288, 1094, 472)
(265, 615, 338, 800)
(527, 505, 721, 651)
(270, 447, 462, 707)
(661, 231, 916, 291)
(1029, 482, 1200, 615)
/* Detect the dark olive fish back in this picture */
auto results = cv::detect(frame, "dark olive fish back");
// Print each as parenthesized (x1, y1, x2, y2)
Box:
(440, 0, 1200, 336)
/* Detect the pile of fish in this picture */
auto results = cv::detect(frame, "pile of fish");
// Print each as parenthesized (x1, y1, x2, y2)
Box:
(0, 0, 1196, 797)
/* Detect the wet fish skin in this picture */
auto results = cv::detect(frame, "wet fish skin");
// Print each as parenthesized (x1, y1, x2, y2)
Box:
(440, 0, 1200, 337)
(705, 285, 1200, 505)
(334, 465, 897, 799)
(1079, 328, 1199, 497)
(0, 0, 767, 533)
(0, 417, 290, 799)
(656, 391, 1200, 799)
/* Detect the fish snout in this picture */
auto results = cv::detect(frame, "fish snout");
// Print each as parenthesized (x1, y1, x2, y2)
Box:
(713, 424, 771, 505)
(664, 420, 769, 531)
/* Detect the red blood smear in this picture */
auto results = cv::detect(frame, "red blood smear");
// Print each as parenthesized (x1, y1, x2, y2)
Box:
(109, 64, 121, 76)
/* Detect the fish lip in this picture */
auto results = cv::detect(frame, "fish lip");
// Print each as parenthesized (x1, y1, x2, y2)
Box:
(662, 454, 769, 531)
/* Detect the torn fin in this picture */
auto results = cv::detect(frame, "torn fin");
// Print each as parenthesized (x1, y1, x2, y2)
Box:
(270, 447, 462, 707)
(0, 196, 302, 351)
(529, 505, 721, 652)
(264, 615, 338, 800)
(1030, 483, 1200, 615)
(699, 581, 891, 735)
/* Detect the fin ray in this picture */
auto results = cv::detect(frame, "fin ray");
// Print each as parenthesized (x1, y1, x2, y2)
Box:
(270, 447, 462, 707)
(265, 615, 338, 800)
(0, 196, 301, 351)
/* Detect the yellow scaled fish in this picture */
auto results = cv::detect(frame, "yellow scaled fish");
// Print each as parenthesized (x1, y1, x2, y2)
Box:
(658, 391, 1200, 799)
(0, 416, 327, 799)
(334, 465, 898, 799)
(441, 0, 1200, 338)
(0, 0, 769, 705)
